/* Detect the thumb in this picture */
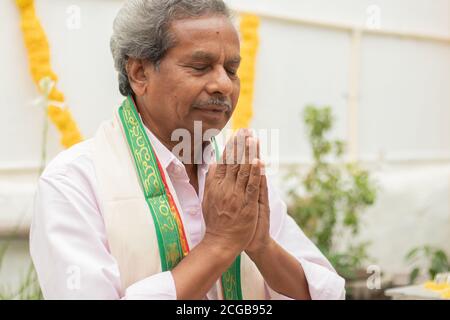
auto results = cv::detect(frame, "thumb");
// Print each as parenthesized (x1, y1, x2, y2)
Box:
(207, 163, 217, 178)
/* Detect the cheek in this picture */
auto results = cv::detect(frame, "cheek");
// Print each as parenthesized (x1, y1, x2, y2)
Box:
(177, 81, 204, 112)
(173, 90, 198, 118)
(162, 75, 193, 115)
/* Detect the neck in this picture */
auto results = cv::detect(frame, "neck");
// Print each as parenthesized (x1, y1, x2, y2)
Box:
(134, 96, 205, 166)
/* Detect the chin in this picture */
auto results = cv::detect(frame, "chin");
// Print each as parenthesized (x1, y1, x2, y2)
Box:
(201, 119, 227, 132)
(191, 114, 228, 131)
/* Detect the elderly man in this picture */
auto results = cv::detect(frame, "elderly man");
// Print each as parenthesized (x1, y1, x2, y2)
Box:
(31, 0, 345, 300)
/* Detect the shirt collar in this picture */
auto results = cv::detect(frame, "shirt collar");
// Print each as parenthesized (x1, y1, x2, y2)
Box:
(142, 123, 217, 172)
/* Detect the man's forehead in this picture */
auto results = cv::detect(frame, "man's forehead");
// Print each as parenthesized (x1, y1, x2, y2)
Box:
(170, 14, 236, 33)
(168, 17, 240, 62)
(170, 16, 239, 45)
(189, 50, 241, 63)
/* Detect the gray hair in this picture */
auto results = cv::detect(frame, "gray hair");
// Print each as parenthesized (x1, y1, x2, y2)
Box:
(110, 0, 233, 96)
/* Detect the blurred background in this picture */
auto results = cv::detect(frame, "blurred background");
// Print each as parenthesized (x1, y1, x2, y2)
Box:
(0, 0, 449, 299)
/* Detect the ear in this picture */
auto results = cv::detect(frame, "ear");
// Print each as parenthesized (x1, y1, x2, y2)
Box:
(126, 58, 150, 97)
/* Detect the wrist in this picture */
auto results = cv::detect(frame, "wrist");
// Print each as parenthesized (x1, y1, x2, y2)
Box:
(246, 237, 277, 262)
(202, 233, 241, 262)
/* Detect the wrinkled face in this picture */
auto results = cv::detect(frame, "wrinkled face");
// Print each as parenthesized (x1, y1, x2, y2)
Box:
(140, 15, 241, 136)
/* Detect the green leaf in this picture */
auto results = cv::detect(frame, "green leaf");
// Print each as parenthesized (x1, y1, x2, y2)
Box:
(405, 247, 420, 262)
(409, 267, 420, 284)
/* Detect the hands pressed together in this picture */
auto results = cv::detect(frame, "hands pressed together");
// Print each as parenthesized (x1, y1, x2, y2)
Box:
(202, 129, 272, 259)
(173, 129, 312, 300)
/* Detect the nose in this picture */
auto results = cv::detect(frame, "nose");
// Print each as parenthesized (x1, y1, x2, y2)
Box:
(205, 65, 234, 97)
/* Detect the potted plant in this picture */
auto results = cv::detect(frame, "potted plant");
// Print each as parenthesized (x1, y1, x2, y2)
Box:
(405, 245, 450, 284)
(286, 105, 378, 298)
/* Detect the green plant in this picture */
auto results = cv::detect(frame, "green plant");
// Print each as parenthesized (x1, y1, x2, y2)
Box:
(0, 240, 43, 300)
(405, 245, 450, 284)
(286, 105, 377, 280)
(0, 109, 46, 300)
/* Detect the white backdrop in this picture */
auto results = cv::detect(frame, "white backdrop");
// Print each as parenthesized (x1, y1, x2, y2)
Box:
(0, 0, 449, 286)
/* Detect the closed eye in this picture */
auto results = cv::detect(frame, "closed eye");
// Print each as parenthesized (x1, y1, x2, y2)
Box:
(188, 65, 238, 78)
(226, 69, 238, 76)
(190, 65, 210, 72)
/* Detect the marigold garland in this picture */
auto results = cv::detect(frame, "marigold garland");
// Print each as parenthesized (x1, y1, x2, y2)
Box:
(16, 0, 83, 148)
(232, 14, 260, 130)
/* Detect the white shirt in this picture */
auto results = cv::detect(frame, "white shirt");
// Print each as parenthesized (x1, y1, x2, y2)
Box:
(30, 126, 345, 300)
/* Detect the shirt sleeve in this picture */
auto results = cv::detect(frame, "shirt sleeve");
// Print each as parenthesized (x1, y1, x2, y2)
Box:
(264, 179, 346, 300)
(30, 156, 178, 300)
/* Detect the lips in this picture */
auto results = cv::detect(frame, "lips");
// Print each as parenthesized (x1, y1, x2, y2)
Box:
(194, 104, 230, 113)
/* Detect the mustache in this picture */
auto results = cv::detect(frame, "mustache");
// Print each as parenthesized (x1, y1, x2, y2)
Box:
(191, 97, 232, 111)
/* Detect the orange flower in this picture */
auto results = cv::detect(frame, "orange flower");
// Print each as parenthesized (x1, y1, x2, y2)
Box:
(232, 14, 260, 131)
(16, 0, 83, 148)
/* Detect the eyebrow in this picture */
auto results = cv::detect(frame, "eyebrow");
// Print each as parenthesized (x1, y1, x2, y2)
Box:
(189, 51, 241, 64)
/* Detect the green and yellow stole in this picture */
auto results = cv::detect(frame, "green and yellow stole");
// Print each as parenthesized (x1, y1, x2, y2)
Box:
(118, 96, 242, 299)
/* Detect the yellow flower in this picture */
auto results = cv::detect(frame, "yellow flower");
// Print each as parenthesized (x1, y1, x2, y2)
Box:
(16, 0, 33, 9)
(424, 281, 450, 299)
(232, 14, 260, 131)
(16, 0, 83, 148)
(442, 289, 450, 299)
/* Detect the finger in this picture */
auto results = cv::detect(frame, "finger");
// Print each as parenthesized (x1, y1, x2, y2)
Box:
(258, 172, 269, 207)
(215, 131, 237, 178)
(235, 137, 256, 192)
(208, 163, 223, 181)
(243, 128, 258, 161)
(222, 131, 236, 165)
(224, 131, 240, 180)
(235, 130, 247, 165)
(248, 136, 259, 164)
(225, 129, 252, 181)
(243, 133, 254, 164)
(226, 129, 253, 164)
(258, 174, 270, 224)
(245, 159, 263, 204)
(257, 136, 260, 159)
(214, 165, 227, 179)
